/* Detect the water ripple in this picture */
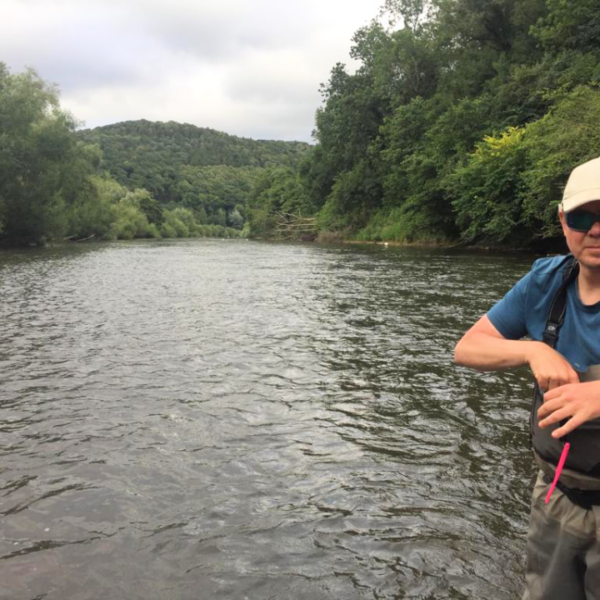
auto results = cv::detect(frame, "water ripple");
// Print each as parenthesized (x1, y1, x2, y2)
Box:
(0, 240, 535, 599)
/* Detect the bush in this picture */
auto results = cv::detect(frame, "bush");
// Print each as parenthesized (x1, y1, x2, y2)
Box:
(451, 126, 528, 243)
(356, 207, 453, 243)
(162, 210, 189, 237)
(161, 223, 177, 238)
(108, 201, 155, 240)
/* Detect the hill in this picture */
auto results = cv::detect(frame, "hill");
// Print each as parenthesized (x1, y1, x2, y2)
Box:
(76, 120, 312, 205)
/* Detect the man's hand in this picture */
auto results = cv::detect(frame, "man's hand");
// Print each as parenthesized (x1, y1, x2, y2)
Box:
(538, 381, 600, 438)
(525, 341, 579, 392)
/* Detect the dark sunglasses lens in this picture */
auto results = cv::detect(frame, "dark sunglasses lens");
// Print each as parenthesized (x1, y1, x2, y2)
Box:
(567, 211, 595, 231)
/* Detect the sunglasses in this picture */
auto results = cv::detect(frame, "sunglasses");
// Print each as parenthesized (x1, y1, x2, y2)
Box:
(565, 210, 600, 232)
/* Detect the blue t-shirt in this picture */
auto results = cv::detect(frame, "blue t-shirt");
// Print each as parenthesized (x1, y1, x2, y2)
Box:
(488, 255, 600, 374)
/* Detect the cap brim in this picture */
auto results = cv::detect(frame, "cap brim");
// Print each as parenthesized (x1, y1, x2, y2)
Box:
(562, 189, 600, 212)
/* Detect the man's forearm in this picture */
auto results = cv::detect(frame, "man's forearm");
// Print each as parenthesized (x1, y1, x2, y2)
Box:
(454, 333, 537, 371)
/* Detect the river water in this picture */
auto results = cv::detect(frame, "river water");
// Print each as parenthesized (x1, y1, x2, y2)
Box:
(0, 239, 538, 599)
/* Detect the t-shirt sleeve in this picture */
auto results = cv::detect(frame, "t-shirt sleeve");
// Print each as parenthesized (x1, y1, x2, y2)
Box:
(487, 272, 531, 340)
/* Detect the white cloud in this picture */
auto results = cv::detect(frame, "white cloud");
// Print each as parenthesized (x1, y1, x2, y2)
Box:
(1, 0, 383, 141)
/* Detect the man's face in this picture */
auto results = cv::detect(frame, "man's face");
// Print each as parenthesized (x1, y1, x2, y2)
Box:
(560, 199, 600, 269)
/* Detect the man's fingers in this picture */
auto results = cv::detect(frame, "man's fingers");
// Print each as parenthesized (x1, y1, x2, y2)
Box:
(547, 375, 561, 391)
(538, 395, 569, 422)
(539, 404, 570, 428)
(541, 370, 581, 397)
(539, 376, 565, 393)
(538, 397, 560, 419)
(552, 414, 585, 439)
(536, 374, 550, 392)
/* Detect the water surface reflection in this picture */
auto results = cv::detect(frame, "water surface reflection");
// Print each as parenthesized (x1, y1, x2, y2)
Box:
(0, 239, 535, 599)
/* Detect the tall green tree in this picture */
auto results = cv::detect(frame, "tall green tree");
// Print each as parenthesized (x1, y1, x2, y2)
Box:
(0, 64, 79, 242)
(246, 167, 312, 237)
(300, 0, 599, 246)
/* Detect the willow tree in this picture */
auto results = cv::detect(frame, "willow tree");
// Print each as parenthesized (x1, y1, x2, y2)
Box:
(0, 64, 85, 243)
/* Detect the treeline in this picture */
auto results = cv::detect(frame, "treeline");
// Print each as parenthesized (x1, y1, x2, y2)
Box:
(248, 0, 600, 247)
(77, 121, 311, 229)
(0, 66, 309, 246)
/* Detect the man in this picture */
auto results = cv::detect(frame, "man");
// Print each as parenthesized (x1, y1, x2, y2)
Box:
(454, 156, 600, 600)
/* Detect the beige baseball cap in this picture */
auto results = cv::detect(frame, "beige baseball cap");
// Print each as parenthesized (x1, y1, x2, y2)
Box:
(561, 156, 600, 212)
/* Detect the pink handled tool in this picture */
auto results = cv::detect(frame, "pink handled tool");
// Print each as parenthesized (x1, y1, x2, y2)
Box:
(545, 442, 571, 504)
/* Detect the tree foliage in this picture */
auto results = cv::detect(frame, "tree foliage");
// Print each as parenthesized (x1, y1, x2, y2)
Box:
(5, 0, 600, 248)
(252, 0, 600, 247)
(0, 65, 84, 242)
(76, 120, 311, 228)
(246, 167, 313, 237)
(0, 65, 301, 244)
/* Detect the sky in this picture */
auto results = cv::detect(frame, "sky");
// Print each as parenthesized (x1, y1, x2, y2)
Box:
(1, 0, 385, 142)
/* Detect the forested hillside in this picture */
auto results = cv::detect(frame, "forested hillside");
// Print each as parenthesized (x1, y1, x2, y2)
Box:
(76, 121, 311, 232)
(4, 0, 598, 249)
(0, 70, 310, 245)
(78, 120, 307, 194)
(248, 0, 600, 247)
(78, 121, 309, 173)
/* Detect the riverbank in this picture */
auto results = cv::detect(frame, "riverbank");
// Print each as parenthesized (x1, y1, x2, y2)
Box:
(0, 230, 244, 250)
(314, 230, 568, 255)
(1, 228, 568, 257)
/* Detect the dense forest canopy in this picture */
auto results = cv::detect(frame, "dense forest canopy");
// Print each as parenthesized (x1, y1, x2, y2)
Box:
(248, 0, 600, 247)
(0, 71, 310, 245)
(2, 0, 599, 248)
(78, 120, 310, 173)
(75, 120, 311, 233)
(77, 121, 309, 204)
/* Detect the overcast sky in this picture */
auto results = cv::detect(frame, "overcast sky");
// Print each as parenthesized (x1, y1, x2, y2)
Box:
(2, 0, 385, 142)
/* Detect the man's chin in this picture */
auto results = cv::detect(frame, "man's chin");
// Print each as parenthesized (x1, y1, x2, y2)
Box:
(578, 253, 600, 270)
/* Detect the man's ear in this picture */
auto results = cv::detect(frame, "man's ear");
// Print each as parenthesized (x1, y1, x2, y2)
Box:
(559, 209, 568, 236)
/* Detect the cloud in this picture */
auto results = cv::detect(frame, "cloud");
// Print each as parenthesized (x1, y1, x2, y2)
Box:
(1, 2, 160, 89)
(1, 0, 383, 141)
(133, 0, 318, 61)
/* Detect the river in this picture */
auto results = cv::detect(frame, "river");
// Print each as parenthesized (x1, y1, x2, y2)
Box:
(0, 239, 537, 599)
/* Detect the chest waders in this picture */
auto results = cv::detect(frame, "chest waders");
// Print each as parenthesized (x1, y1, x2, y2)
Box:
(531, 255, 600, 509)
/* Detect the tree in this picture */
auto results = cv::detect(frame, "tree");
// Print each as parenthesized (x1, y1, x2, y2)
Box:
(0, 64, 119, 244)
(246, 167, 313, 237)
(532, 0, 600, 53)
(0, 64, 78, 242)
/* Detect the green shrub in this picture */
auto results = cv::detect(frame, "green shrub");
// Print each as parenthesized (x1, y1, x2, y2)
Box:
(451, 126, 528, 243)
(109, 201, 155, 240)
(161, 223, 177, 238)
(162, 210, 189, 237)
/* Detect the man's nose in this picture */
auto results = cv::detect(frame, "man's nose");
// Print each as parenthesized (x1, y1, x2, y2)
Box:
(589, 219, 600, 236)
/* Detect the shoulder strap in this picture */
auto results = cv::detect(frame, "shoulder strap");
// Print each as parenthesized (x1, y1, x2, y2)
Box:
(541, 255, 579, 349)
(531, 255, 579, 449)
